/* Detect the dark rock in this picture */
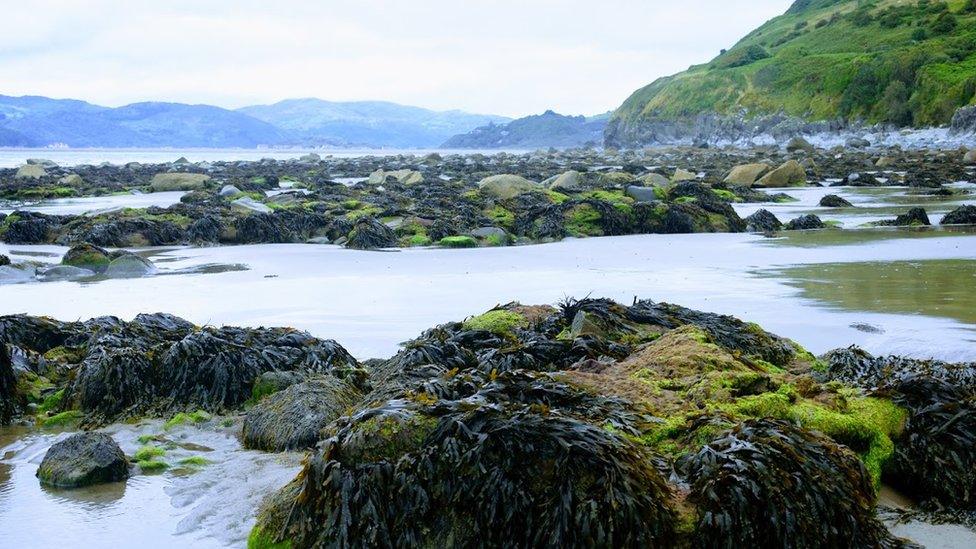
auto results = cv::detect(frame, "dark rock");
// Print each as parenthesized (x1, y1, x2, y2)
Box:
(942, 205, 976, 225)
(786, 136, 815, 154)
(950, 105, 976, 134)
(839, 172, 882, 187)
(0, 343, 15, 424)
(345, 217, 398, 250)
(744, 209, 782, 232)
(785, 214, 825, 230)
(242, 377, 362, 451)
(890, 207, 931, 227)
(819, 194, 852, 208)
(37, 432, 128, 488)
(0, 254, 9, 267)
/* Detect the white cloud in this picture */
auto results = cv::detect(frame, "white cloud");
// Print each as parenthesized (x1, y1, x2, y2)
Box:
(0, 0, 791, 117)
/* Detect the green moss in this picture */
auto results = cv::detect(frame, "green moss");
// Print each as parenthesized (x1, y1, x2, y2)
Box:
(438, 235, 478, 248)
(252, 379, 281, 403)
(484, 233, 508, 247)
(485, 205, 516, 228)
(42, 346, 85, 364)
(137, 434, 159, 444)
(582, 190, 636, 215)
(63, 252, 110, 270)
(247, 526, 292, 549)
(406, 234, 432, 247)
(545, 190, 571, 204)
(725, 392, 907, 486)
(40, 410, 83, 428)
(713, 189, 742, 202)
(16, 371, 53, 404)
(134, 444, 166, 461)
(674, 196, 698, 205)
(352, 414, 440, 462)
(164, 410, 212, 430)
(462, 310, 528, 336)
(37, 389, 64, 414)
(565, 203, 603, 236)
(179, 456, 211, 466)
(137, 459, 169, 472)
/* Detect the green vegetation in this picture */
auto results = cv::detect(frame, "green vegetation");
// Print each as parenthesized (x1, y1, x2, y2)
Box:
(564, 204, 603, 236)
(611, 0, 976, 139)
(438, 235, 478, 248)
(134, 444, 166, 461)
(462, 310, 528, 336)
(137, 459, 169, 472)
(40, 410, 83, 428)
(164, 410, 212, 430)
(179, 456, 211, 467)
(248, 527, 292, 549)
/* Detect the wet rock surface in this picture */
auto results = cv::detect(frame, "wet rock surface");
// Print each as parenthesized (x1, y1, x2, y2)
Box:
(36, 432, 128, 488)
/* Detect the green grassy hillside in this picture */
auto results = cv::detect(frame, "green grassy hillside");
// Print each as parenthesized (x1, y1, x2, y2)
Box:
(609, 0, 976, 143)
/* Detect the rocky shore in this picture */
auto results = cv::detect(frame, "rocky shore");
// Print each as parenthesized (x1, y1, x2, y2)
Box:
(1, 145, 974, 253)
(1, 296, 973, 547)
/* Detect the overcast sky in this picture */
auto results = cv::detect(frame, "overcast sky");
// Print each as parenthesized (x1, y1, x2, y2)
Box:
(0, 1, 790, 117)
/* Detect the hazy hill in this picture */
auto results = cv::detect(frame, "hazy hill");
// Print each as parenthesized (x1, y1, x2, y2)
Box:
(0, 95, 508, 148)
(442, 110, 608, 149)
(607, 0, 976, 147)
(238, 98, 509, 148)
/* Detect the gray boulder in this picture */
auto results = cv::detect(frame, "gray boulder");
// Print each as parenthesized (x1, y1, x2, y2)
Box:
(105, 254, 156, 278)
(37, 432, 129, 488)
(724, 163, 771, 186)
(478, 174, 541, 199)
(625, 185, 660, 203)
(149, 173, 210, 192)
(39, 265, 95, 281)
(231, 197, 272, 214)
(16, 164, 47, 179)
(219, 185, 243, 198)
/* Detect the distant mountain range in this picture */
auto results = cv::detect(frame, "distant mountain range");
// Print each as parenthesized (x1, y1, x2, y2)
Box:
(441, 110, 609, 149)
(0, 95, 510, 149)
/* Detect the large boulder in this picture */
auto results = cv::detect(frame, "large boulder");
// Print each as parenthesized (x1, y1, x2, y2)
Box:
(478, 174, 541, 199)
(546, 170, 584, 192)
(963, 149, 976, 165)
(639, 173, 671, 187)
(724, 163, 771, 186)
(756, 160, 806, 187)
(15, 164, 47, 179)
(149, 173, 210, 192)
(243, 377, 362, 452)
(950, 105, 976, 134)
(36, 432, 129, 488)
(62, 243, 112, 274)
(39, 265, 94, 281)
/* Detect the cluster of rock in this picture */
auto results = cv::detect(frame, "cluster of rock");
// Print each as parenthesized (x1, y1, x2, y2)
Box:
(2, 146, 972, 251)
(4, 296, 971, 545)
(0, 243, 157, 284)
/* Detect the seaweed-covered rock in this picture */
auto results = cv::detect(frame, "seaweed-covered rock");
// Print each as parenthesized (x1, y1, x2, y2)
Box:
(253, 375, 678, 548)
(243, 377, 362, 451)
(104, 253, 156, 278)
(160, 328, 358, 412)
(819, 194, 852, 208)
(2, 212, 58, 244)
(882, 207, 931, 227)
(62, 243, 112, 273)
(679, 419, 900, 547)
(887, 377, 976, 509)
(744, 208, 782, 232)
(235, 213, 294, 244)
(70, 345, 158, 418)
(784, 214, 825, 230)
(0, 342, 15, 424)
(942, 205, 976, 225)
(345, 217, 397, 250)
(37, 432, 128, 488)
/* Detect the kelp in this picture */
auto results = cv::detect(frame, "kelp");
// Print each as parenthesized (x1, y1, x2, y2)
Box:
(345, 217, 397, 250)
(0, 341, 15, 424)
(254, 371, 678, 549)
(243, 377, 363, 452)
(679, 418, 905, 548)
